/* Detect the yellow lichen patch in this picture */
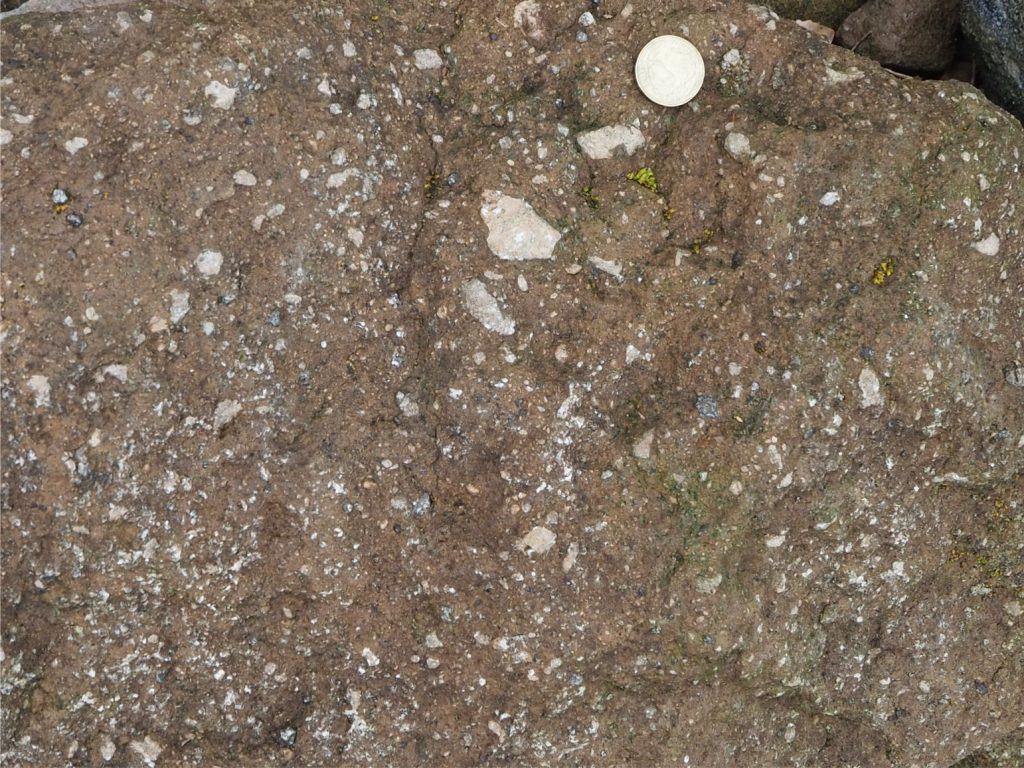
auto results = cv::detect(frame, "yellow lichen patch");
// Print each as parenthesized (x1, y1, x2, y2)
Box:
(689, 227, 716, 254)
(872, 257, 895, 285)
(627, 167, 658, 193)
(579, 186, 599, 209)
(661, 206, 675, 221)
(423, 171, 441, 196)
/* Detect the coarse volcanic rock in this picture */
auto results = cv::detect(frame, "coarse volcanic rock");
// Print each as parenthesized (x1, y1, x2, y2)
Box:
(1, 2, 1022, 767)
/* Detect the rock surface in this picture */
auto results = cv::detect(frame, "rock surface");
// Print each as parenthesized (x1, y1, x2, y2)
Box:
(962, 0, 1024, 120)
(2, 2, 1023, 768)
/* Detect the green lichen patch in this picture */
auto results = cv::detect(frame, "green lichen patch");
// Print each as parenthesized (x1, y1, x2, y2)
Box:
(627, 166, 659, 193)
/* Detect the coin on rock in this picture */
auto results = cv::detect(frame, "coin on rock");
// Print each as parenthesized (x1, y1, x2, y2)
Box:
(634, 35, 705, 107)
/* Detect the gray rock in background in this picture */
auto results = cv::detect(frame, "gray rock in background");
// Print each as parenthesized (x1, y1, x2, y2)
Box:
(837, 0, 961, 73)
(962, 0, 1024, 120)
(766, 0, 867, 27)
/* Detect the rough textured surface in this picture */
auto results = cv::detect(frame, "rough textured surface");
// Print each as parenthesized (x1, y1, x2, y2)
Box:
(1, 2, 1023, 767)
(836, 0, 962, 73)
(962, 0, 1024, 120)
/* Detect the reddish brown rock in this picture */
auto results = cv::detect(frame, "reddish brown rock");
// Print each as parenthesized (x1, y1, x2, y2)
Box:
(2, 2, 1022, 767)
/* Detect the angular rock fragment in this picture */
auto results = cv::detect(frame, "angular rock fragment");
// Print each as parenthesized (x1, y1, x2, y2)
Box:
(480, 191, 560, 262)
(462, 279, 515, 335)
(575, 124, 645, 160)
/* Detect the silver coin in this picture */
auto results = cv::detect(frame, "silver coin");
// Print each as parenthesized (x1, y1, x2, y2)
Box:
(634, 35, 705, 107)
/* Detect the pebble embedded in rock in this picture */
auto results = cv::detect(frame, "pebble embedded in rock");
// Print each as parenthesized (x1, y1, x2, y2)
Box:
(819, 190, 841, 206)
(696, 573, 723, 594)
(99, 737, 116, 762)
(724, 131, 752, 160)
(413, 49, 443, 70)
(204, 80, 237, 109)
(213, 399, 242, 431)
(518, 526, 556, 555)
(588, 255, 622, 277)
(26, 374, 51, 408)
(575, 124, 645, 160)
(102, 364, 128, 383)
(513, 0, 545, 43)
(480, 190, 560, 261)
(696, 394, 719, 419)
(64, 136, 88, 155)
(562, 542, 579, 573)
(971, 233, 1000, 256)
(462, 279, 515, 335)
(396, 391, 420, 417)
(412, 494, 432, 517)
(277, 727, 297, 746)
(129, 736, 162, 764)
(858, 366, 884, 408)
(232, 170, 257, 186)
(195, 249, 223, 276)
(633, 429, 655, 459)
(169, 289, 190, 323)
